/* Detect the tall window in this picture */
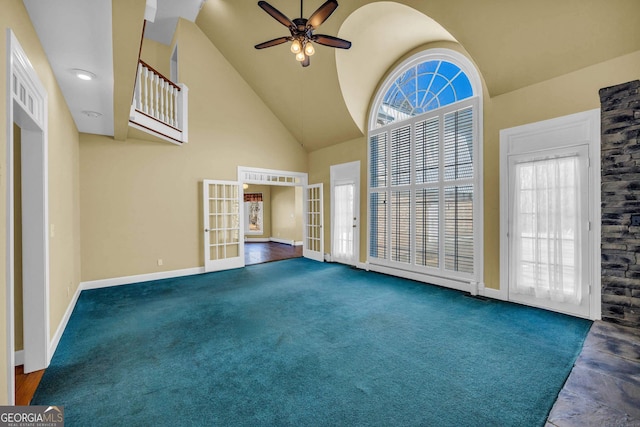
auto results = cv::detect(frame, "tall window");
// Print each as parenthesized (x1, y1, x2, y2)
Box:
(368, 50, 482, 285)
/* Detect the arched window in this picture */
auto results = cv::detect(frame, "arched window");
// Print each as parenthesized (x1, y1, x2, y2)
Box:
(368, 49, 483, 290)
(375, 59, 474, 127)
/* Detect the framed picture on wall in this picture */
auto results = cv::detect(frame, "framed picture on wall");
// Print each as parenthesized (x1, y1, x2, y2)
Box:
(244, 193, 263, 235)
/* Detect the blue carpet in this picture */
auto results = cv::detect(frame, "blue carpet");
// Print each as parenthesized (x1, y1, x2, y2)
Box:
(33, 258, 591, 426)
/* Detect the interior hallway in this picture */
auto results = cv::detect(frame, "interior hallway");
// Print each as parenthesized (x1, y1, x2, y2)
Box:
(244, 242, 303, 266)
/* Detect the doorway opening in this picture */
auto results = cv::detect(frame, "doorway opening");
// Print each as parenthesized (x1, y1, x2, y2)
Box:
(242, 184, 304, 265)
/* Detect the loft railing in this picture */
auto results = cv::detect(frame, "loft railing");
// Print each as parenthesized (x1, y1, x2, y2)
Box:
(129, 60, 188, 144)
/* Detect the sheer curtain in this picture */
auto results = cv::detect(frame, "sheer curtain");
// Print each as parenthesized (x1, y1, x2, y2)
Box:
(333, 184, 354, 259)
(510, 155, 582, 304)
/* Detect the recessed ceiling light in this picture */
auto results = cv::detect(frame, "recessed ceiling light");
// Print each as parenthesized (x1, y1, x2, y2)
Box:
(72, 69, 96, 81)
(81, 110, 102, 118)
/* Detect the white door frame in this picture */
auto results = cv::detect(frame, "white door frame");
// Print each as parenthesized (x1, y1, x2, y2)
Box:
(499, 109, 601, 319)
(237, 166, 325, 262)
(6, 29, 50, 403)
(330, 161, 360, 266)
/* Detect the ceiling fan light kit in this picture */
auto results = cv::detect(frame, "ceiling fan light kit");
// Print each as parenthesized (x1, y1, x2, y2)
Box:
(254, 0, 351, 67)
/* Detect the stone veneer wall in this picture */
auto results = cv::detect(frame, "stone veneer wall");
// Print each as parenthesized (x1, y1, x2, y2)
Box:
(600, 79, 640, 328)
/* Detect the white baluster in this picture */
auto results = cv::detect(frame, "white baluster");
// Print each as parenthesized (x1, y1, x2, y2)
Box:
(153, 73, 159, 119)
(143, 66, 149, 114)
(164, 82, 168, 124)
(159, 79, 165, 122)
(135, 64, 142, 110)
(167, 86, 173, 126)
(174, 87, 179, 128)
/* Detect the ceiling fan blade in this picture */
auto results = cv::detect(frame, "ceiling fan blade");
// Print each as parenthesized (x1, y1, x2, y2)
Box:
(307, 0, 338, 29)
(254, 37, 290, 49)
(311, 34, 351, 49)
(302, 55, 310, 67)
(258, 1, 295, 28)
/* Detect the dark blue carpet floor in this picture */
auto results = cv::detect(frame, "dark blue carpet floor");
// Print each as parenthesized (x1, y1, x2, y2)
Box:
(33, 258, 591, 426)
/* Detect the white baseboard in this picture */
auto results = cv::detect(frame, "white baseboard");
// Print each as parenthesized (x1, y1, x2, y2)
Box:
(245, 237, 300, 246)
(80, 266, 205, 290)
(367, 263, 472, 294)
(14, 350, 24, 367)
(49, 283, 82, 364)
(480, 285, 507, 301)
(269, 237, 294, 246)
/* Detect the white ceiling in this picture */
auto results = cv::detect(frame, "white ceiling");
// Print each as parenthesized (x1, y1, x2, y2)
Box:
(23, 0, 205, 137)
(144, 0, 206, 45)
(23, 0, 115, 136)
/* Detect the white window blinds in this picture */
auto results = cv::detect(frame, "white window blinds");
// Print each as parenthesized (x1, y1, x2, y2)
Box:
(368, 101, 477, 279)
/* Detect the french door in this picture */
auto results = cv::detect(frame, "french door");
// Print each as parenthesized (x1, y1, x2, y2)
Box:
(303, 183, 324, 262)
(203, 180, 244, 272)
(507, 146, 590, 317)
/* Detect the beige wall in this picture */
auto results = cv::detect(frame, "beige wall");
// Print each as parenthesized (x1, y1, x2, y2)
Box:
(309, 49, 640, 288)
(1, 0, 81, 404)
(270, 186, 300, 242)
(481, 49, 640, 289)
(79, 20, 307, 281)
(308, 137, 367, 262)
(244, 184, 272, 238)
(140, 38, 172, 78)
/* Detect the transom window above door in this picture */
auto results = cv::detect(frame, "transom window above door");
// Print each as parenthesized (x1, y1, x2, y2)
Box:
(375, 59, 474, 128)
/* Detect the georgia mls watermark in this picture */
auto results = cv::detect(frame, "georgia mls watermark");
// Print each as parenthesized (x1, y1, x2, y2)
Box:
(0, 406, 64, 427)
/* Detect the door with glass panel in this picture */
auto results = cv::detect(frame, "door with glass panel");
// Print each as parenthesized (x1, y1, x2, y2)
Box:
(332, 181, 358, 265)
(507, 146, 590, 317)
(331, 161, 360, 266)
(203, 180, 244, 272)
(303, 183, 324, 262)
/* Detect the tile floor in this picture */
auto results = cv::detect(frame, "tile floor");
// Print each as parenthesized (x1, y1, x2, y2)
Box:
(547, 320, 640, 427)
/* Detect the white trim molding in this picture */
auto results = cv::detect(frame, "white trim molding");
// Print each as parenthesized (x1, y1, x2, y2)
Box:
(6, 28, 50, 404)
(366, 48, 484, 297)
(499, 109, 601, 319)
(81, 267, 206, 291)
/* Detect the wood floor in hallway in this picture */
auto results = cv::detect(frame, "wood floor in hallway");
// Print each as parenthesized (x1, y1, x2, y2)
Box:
(244, 241, 303, 265)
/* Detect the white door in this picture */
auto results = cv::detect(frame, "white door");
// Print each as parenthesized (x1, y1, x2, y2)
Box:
(507, 146, 590, 317)
(303, 184, 324, 262)
(203, 180, 244, 272)
(332, 182, 357, 265)
(331, 161, 360, 266)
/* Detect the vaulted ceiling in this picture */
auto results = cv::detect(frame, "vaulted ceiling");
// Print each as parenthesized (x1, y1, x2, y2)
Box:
(197, 0, 640, 151)
(23, 0, 640, 152)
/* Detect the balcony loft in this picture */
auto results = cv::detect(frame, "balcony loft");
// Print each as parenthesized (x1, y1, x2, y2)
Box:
(129, 60, 188, 145)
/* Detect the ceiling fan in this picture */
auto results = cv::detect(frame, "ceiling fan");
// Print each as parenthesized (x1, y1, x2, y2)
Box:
(254, 0, 352, 67)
